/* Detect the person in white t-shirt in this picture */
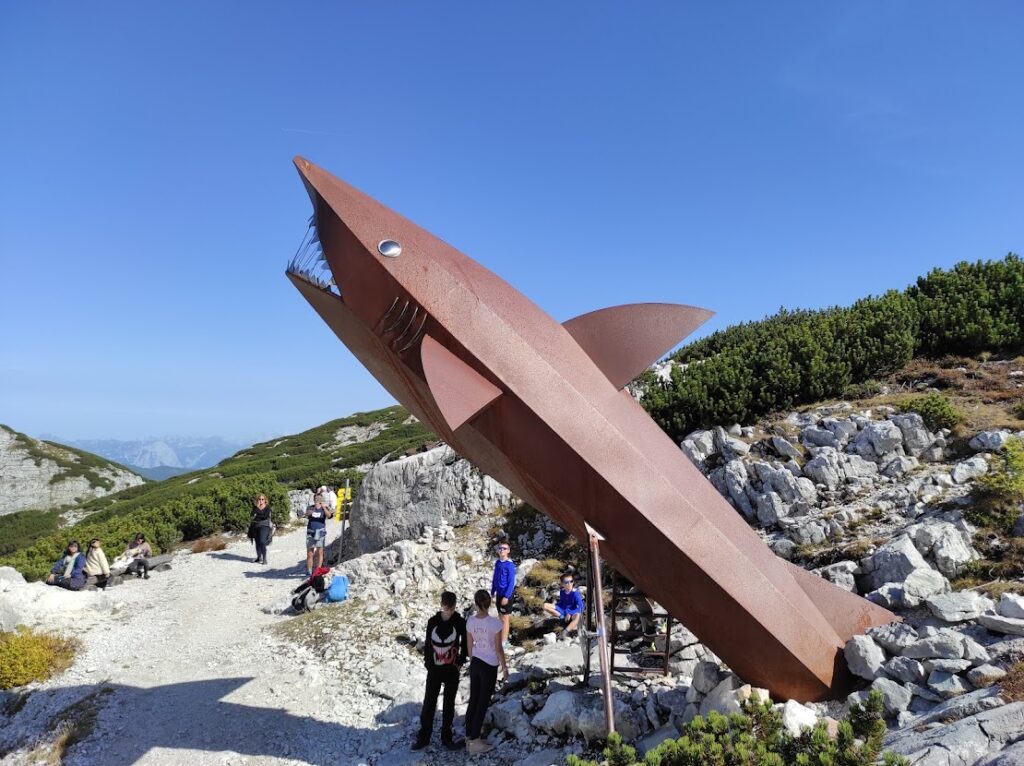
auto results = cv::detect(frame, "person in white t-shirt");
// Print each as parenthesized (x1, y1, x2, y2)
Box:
(318, 485, 338, 514)
(464, 589, 508, 755)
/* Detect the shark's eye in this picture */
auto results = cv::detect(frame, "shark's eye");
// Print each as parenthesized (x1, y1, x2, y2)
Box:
(378, 240, 402, 258)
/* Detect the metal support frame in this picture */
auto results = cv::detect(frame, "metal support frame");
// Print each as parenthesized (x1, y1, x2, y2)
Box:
(586, 523, 615, 737)
(609, 578, 673, 676)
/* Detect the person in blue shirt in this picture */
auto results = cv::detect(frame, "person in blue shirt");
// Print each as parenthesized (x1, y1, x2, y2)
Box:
(490, 539, 516, 645)
(543, 572, 584, 638)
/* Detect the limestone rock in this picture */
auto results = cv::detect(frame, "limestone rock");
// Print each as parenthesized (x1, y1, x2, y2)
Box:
(952, 456, 989, 484)
(979, 614, 1024, 637)
(681, 430, 716, 469)
(845, 635, 887, 680)
(883, 656, 926, 685)
(890, 413, 933, 457)
(770, 435, 802, 461)
(967, 664, 1007, 688)
(927, 670, 973, 699)
(869, 622, 919, 654)
(0, 426, 144, 515)
(871, 677, 913, 716)
(347, 446, 512, 554)
(970, 431, 1012, 451)
(780, 699, 818, 736)
(531, 690, 582, 736)
(999, 593, 1024, 620)
(926, 591, 995, 622)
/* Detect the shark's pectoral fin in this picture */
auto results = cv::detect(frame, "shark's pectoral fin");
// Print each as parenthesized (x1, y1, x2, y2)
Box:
(562, 304, 715, 389)
(420, 335, 502, 431)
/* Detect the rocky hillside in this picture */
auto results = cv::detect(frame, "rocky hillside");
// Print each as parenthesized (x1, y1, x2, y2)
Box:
(0, 425, 144, 516)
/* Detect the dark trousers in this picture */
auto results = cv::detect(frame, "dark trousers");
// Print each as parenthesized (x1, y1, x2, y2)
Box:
(418, 665, 459, 741)
(126, 558, 150, 577)
(465, 657, 498, 740)
(255, 526, 271, 561)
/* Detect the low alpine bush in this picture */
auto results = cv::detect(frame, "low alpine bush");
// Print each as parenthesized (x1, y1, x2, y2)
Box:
(0, 627, 79, 689)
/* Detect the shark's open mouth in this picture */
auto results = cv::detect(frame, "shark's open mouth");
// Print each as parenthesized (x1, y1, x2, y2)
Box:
(285, 217, 338, 296)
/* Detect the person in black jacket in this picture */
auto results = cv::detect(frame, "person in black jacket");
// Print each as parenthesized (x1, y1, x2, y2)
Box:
(248, 494, 273, 565)
(412, 591, 467, 751)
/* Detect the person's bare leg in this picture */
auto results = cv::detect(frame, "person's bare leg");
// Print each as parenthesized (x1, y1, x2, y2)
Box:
(315, 547, 324, 569)
(306, 549, 314, 573)
(567, 613, 581, 631)
(542, 603, 559, 618)
(501, 611, 510, 643)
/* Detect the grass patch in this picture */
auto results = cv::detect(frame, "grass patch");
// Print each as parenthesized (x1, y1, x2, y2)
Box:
(1001, 663, 1024, 703)
(0, 627, 79, 689)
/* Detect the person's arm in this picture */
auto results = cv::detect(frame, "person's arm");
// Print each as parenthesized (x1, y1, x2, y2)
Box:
(143, 543, 153, 557)
(493, 630, 508, 680)
(457, 618, 468, 667)
(567, 591, 583, 616)
(51, 557, 63, 575)
(491, 562, 498, 597)
(423, 616, 434, 669)
(72, 554, 87, 578)
(99, 550, 110, 577)
(466, 626, 474, 661)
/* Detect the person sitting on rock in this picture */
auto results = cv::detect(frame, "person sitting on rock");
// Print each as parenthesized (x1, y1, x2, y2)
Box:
(542, 572, 584, 638)
(303, 492, 333, 576)
(413, 590, 467, 752)
(83, 538, 111, 589)
(123, 533, 153, 579)
(45, 540, 87, 590)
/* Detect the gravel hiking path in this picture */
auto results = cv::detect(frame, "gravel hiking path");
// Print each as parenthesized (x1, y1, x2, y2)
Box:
(3, 526, 529, 766)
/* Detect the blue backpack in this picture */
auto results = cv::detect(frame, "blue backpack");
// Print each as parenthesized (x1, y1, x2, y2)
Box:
(323, 574, 349, 603)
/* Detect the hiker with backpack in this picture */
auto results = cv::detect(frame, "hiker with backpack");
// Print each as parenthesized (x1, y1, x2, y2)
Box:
(412, 591, 467, 752)
(464, 589, 508, 755)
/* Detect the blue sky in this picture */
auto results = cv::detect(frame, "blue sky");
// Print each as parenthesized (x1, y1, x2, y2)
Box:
(1, 3, 1021, 442)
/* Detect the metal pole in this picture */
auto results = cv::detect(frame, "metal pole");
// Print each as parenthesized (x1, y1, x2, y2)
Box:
(586, 523, 615, 737)
(337, 479, 350, 566)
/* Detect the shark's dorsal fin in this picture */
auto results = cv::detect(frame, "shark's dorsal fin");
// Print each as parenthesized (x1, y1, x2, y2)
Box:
(421, 335, 502, 431)
(562, 303, 714, 389)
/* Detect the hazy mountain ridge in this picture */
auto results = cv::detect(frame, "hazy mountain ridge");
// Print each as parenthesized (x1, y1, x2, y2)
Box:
(54, 435, 247, 471)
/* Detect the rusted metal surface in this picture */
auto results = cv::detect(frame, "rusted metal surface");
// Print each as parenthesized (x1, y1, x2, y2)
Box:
(285, 157, 897, 701)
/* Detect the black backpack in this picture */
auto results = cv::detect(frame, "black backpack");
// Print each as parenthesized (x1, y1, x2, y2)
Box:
(291, 585, 319, 613)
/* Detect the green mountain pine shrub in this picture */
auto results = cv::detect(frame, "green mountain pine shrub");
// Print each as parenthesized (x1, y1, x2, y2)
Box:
(565, 692, 908, 766)
(969, 437, 1024, 534)
(643, 254, 1022, 441)
(902, 393, 963, 431)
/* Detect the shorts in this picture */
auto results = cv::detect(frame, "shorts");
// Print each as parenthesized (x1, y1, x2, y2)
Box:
(554, 605, 568, 619)
(306, 527, 327, 549)
(496, 594, 514, 615)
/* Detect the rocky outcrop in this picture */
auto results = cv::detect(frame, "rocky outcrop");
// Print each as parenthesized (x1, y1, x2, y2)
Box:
(0, 426, 144, 515)
(346, 446, 512, 555)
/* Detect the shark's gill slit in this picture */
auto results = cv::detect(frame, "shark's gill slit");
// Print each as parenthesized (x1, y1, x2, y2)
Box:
(383, 301, 410, 334)
(391, 306, 420, 346)
(377, 297, 401, 327)
(395, 314, 428, 354)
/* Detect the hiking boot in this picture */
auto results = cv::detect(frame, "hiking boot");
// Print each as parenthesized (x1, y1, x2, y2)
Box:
(143, 572, 150, 579)
(442, 734, 464, 750)
(411, 735, 430, 751)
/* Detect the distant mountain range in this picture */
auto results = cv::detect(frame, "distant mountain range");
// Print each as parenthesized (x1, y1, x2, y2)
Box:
(46, 436, 247, 477)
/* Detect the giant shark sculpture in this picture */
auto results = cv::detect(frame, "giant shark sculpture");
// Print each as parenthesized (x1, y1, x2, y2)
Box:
(285, 157, 896, 701)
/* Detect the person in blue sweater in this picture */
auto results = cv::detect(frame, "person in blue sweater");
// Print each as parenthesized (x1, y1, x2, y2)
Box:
(543, 572, 585, 637)
(490, 539, 516, 644)
(45, 540, 87, 591)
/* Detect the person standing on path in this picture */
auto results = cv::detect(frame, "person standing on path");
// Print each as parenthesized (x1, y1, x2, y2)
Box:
(249, 494, 273, 565)
(303, 492, 333, 575)
(412, 591, 467, 752)
(464, 589, 508, 755)
(490, 539, 516, 645)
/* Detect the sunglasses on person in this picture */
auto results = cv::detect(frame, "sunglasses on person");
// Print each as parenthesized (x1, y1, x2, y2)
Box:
(561, 579, 573, 585)
(496, 545, 510, 551)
